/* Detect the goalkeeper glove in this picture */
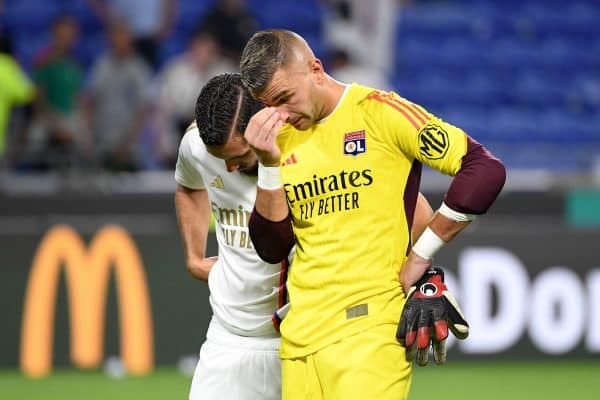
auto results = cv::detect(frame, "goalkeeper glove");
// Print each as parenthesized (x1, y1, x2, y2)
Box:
(396, 267, 468, 366)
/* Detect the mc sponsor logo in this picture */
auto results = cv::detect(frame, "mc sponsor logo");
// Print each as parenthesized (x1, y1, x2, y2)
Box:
(20, 225, 154, 377)
(418, 123, 449, 160)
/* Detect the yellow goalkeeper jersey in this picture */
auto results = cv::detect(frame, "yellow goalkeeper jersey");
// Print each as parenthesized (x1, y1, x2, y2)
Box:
(277, 83, 468, 359)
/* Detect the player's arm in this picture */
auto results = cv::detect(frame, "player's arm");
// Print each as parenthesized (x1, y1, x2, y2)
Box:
(398, 132, 504, 365)
(366, 93, 504, 363)
(365, 92, 505, 282)
(366, 92, 505, 288)
(175, 184, 217, 281)
(400, 136, 505, 290)
(411, 192, 434, 245)
(245, 107, 295, 263)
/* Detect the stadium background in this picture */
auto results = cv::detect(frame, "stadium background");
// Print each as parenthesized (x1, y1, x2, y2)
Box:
(1, 0, 599, 398)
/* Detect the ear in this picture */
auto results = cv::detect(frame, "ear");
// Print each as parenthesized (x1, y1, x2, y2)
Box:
(309, 58, 325, 84)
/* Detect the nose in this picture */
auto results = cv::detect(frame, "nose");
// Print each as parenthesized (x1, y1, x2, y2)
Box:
(225, 160, 239, 172)
(275, 106, 290, 122)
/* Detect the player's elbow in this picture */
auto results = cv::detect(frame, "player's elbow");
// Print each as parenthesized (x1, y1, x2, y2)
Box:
(462, 156, 506, 215)
(249, 208, 294, 263)
(445, 137, 506, 215)
(485, 157, 507, 195)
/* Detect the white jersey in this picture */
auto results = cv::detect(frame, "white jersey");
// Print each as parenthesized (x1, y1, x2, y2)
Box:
(175, 128, 288, 337)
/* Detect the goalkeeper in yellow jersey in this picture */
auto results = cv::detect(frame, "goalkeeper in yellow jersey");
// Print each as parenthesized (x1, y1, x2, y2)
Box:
(240, 30, 506, 400)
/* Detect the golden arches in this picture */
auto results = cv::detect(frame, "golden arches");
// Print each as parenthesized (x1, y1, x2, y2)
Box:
(20, 225, 154, 377)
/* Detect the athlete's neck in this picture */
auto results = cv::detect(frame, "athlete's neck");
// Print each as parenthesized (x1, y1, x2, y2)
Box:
(318, 76, 347, 121)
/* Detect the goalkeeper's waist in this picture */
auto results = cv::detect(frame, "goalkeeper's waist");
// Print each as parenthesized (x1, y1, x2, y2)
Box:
(279, 291, 405, 359)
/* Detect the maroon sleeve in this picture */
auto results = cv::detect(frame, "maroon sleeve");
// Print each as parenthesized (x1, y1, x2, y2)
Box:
(249, 208, 295, 263)
(444, 136, 506, 214)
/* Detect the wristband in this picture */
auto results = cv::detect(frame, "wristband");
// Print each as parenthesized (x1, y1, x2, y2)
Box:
(257, 164, 283, 190)
(438, 202, 476, 222)
(411, 227, 445, 260)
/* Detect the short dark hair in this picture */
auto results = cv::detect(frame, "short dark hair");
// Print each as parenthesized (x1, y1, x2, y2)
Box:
(195, 73, 263, 146)
(240, 29, 301, 96)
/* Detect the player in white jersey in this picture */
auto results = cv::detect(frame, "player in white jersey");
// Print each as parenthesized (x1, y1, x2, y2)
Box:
(175, 74, 286, 400)
(174, 73, 433, 400)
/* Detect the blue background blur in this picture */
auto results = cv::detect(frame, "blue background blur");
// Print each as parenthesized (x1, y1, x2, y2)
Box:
(1, 0, 598, 177)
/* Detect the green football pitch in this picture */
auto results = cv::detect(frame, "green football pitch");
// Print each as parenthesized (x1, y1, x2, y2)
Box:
(1, 361, 598, 399)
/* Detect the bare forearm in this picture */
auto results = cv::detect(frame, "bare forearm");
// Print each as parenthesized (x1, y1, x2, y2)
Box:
(254, 187, 289, 221)
(401, 212, 470, 290)
(175, 185, 213, 281)
(428, 212, 470, 243)
(411, 192, 434, 245)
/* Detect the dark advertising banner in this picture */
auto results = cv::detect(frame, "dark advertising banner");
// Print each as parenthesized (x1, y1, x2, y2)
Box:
(1, 225, 215, 376)
(433, 229, 599, 360)
(1, 192, 598, 376)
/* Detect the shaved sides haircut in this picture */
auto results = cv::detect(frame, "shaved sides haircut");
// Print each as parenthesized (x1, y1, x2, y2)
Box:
(240, 29, 307, 96)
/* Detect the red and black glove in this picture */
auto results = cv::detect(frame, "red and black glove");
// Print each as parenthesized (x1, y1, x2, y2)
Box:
(396, 267, 469, 366)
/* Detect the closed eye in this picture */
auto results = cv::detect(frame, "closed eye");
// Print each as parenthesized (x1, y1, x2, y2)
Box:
(276, 95, 291, 105)
(228, 149, 253, 162)
(270, 91, 292, 106)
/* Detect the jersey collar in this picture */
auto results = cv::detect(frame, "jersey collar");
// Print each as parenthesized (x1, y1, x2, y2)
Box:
(318, 83, 351, 124)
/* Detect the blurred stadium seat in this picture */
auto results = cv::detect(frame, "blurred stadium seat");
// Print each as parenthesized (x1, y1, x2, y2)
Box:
(394, 0, 600, 171)
(1, 0, 598, 172)
(176, 0, 217, 34)
(247, 0, 326, 58)
(62, 0, 104, 34)
(141, 0, 217, 66)
(3, 0, 61, 32)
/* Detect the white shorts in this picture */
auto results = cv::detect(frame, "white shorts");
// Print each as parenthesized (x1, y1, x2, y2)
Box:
(189, 318, 281, 400)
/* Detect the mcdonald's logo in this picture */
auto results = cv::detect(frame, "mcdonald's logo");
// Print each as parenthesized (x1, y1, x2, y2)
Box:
(20, 225, 154, 377)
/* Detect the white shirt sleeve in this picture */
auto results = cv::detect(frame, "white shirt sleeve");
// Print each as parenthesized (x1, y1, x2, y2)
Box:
(174, 130, 206, 189)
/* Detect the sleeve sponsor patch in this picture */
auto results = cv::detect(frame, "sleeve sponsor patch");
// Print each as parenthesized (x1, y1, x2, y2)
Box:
(418, 123, 450, 160)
